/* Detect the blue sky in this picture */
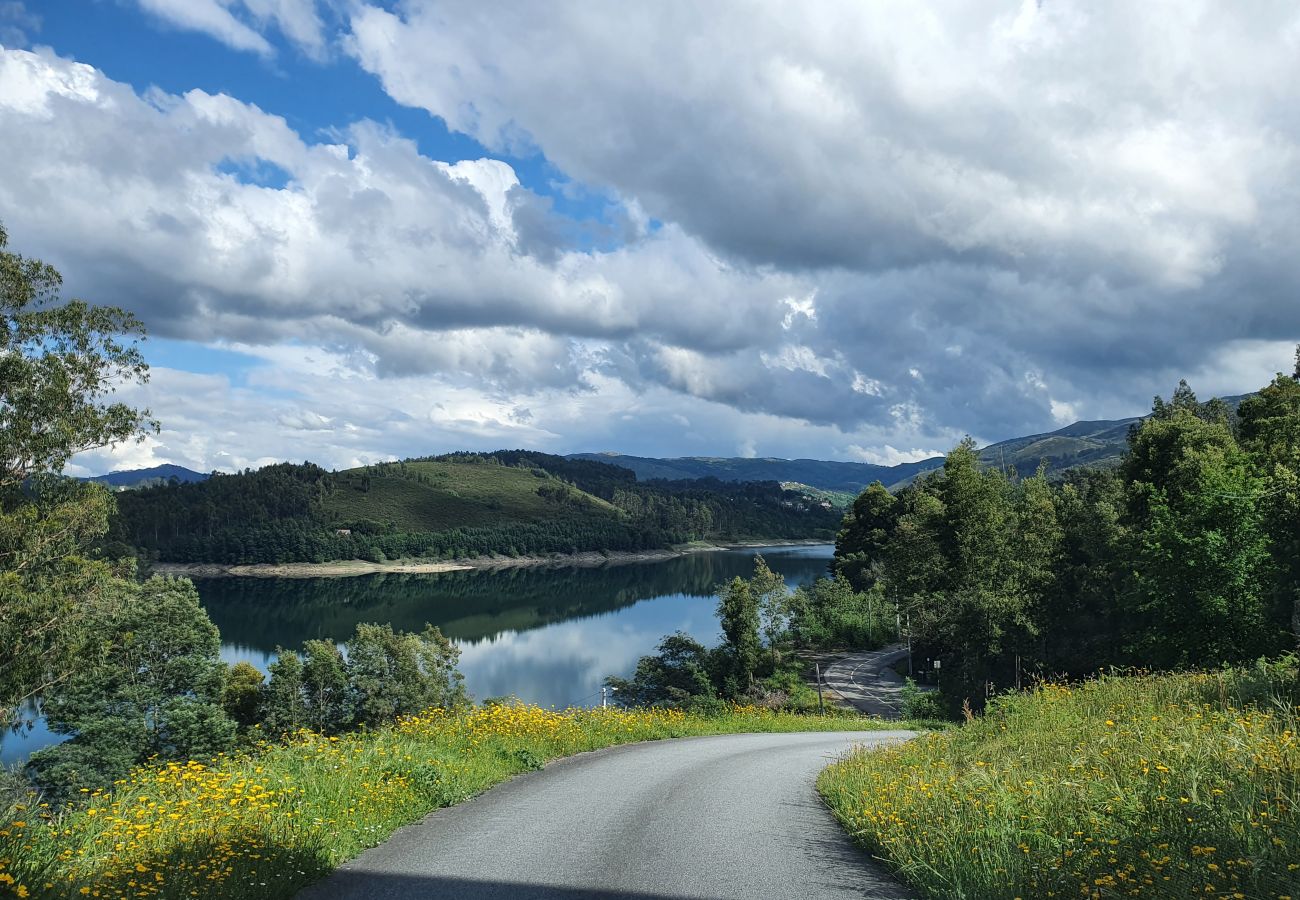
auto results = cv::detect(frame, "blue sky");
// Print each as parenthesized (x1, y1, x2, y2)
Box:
(1, 1, 1297, 475)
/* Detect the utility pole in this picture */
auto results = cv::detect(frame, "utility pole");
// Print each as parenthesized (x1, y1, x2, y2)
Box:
(905, 610, 913, 677)
(815, 663, 825, 715)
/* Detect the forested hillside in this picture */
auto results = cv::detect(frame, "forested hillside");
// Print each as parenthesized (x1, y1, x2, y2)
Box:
(108, 451, 840, 564)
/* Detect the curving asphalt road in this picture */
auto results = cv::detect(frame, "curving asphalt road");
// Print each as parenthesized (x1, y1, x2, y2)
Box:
(298, 730, 916, 900)
(820, 645, 915, 719)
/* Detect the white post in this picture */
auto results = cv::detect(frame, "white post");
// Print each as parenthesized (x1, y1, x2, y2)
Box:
(906, 610, 913, 677)
(601, 686, 607, 708)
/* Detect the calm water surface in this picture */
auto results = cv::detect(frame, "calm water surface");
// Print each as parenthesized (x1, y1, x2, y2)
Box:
(2, 545, 832, 765)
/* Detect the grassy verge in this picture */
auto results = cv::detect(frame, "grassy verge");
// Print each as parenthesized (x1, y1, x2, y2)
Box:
(2, 704, 897, 899)
(818, 661, 1300, 899)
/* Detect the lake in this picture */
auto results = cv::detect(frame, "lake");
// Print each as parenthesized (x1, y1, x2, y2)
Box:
(1, 544, 833, 765)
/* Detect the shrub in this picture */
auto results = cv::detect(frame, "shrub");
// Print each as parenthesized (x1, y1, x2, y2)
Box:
(899, 677, 948, 720)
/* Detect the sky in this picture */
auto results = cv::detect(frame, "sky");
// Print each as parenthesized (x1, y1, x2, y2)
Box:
(2, 1, 1298, 476)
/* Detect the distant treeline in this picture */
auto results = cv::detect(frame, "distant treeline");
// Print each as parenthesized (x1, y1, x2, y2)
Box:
(108, 451, 839, 563)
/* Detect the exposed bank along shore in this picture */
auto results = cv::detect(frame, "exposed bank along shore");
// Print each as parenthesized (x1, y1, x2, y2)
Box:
(149, 539, 829, 579)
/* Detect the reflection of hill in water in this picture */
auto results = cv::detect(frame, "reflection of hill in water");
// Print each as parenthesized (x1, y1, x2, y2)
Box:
(197, 549, 832, 652)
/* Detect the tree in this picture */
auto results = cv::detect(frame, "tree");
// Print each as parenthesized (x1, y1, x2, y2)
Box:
(1039, 470, 1127, 674)
(716, 576, 760, 693)
(750, 555, 790, 659)
(833, 482, 898, 590)
(1122, 394, 1277, 667)
(1237, 361, 1300, 648)
(1012, 468, 1064, 674)
(302, 639, 351, 734)
(27, 578, 235, 795)
(222, 661, 265, 731)
(0, 221, 155, 721)
(605, 632, 717, 707)
(0, 222, 154, 488)
(788, 573, 890, 649)
(261, 649, 307, 735)
(346, 623, 465, 727)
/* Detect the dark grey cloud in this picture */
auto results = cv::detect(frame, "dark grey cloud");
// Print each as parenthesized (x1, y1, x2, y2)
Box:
(344, 0, 1300, 433)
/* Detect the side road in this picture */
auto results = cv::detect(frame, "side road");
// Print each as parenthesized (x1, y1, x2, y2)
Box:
(299, 731, 916, 900)
(821, 644, 918, 719)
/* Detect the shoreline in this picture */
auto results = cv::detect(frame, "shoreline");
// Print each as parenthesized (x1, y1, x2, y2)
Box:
(148, 539, 831, 579)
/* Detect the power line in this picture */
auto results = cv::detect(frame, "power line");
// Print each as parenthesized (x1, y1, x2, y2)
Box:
(1202, 483, 1297, 501)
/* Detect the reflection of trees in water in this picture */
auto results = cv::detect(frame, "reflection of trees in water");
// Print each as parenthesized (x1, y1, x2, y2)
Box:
(197, 549, 832, 652)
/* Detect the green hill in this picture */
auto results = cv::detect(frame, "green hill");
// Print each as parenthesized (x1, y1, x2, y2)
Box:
(975, 416, 1140, 476)
(318, 459, 621, 533)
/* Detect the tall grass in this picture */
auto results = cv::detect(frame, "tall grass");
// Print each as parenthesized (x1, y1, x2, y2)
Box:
(819, 659, 1300, 899)
(1, 704, 892, 899)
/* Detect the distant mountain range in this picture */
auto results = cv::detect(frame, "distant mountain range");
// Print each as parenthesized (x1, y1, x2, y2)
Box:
(571, 410, 1157, 494)
(86, 397, 1242, 498)
(566, 452, 939, 494)
(85, 464, 208, 490)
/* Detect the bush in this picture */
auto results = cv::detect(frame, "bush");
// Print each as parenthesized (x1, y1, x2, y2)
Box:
(899, 677, 948, 720)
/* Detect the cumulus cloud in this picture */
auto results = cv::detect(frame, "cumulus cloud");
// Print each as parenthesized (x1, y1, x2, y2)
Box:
(346, 2, 1297, 282)
(0, 47, 798, 383)
(341, 0, 1300, 432)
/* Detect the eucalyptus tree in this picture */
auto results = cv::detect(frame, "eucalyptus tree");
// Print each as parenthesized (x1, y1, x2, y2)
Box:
(0, 221, 156, 721)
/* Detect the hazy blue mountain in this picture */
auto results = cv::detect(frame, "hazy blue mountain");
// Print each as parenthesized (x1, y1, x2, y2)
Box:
(570, 402, 1230, 495)
(85, 464, 208, 489)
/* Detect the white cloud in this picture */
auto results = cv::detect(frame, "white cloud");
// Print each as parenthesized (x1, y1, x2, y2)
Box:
(0, 47, 799, 387)
(135, 0, 273, 55)
(1049, 400, 1079, 426)
(131, 0, 326, 56)
(346, 1, 1300, 287)
(0, 1, 39, 47)
(845, 444, 941, 467)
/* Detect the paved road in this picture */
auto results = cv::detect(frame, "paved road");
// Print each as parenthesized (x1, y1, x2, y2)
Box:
(821, 645, 916, 719)
(299, 731, 915, 900)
